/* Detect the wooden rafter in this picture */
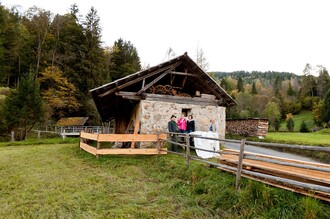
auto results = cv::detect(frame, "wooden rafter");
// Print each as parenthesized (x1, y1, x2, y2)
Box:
(136, 61, 183, 95)
(116, 91, 223, 106)
(136, 71, 168, 95)
(99, 63, 181, 98)
(180, 68, 188, 88)
(170, 74, 175, 85)
(168, 71, 198, 77)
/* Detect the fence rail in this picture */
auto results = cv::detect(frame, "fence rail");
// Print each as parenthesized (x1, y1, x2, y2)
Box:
(79, 132, 167, 157)
(160, 132, 330, 202)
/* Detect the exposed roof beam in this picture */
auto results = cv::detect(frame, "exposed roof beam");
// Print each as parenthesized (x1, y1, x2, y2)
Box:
(136, 71, 168, 95)
(168, 71, 199, 77)
(99, 63, 181, 98)
(136, 61, 183, 95)
(116, 92, 223, 106)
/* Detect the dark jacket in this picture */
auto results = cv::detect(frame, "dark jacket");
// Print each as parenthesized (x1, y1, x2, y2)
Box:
(187, 119, 195, 132)
(168, 120, 178, 133)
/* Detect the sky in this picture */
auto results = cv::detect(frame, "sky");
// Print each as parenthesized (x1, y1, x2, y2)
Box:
(1, 0, 330, 75)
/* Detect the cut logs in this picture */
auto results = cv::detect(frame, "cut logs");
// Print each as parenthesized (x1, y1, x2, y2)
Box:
(218, 149, 330, 202)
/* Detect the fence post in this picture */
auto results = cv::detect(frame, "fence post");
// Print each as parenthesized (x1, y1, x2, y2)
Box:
(235, 138, 246, 190)
(96, 133, 100, 159)
(185, 133, 190, 166)
(38, 131, 41, 142)
(157, 134, 161, 154)
(11, 131, 14, 143)
(62, 129, 66, 141)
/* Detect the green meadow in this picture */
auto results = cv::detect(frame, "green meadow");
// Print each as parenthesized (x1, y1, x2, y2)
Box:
(0, 142, 329, 218)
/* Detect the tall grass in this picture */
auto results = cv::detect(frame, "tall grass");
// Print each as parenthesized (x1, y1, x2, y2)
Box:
(0, 143, 329, 218)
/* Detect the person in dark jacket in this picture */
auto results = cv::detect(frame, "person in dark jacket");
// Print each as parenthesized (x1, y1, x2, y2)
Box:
(168, 115, 179, 152)
(187, 115, 195, 146)
(187, 115, 195, 133)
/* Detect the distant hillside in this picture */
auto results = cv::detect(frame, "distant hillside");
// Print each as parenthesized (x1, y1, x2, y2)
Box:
(211, 71, 299, 83)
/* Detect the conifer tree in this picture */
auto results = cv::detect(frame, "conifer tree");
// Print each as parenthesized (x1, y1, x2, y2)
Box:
(237, 77, 244, 92)
(109, 38, 141, 81)
(287, 82, 295, 96)
(322, 88, 330, 126)
(2, 72, 44, 139)
(251, 81, 258, 94)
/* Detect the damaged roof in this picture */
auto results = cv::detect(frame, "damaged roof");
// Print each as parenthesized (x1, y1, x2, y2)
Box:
(90, 52, 236, 121)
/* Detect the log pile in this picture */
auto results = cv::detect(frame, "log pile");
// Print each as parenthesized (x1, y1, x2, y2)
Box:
(218, 149, 330, 202)
(226, 119, 268, 137)
(147, 85, 191, 97)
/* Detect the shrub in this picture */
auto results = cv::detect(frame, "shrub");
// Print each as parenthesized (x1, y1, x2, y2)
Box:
(286, 118, 295, 132)
(274, 118, 281, 131)
(300, 121, 309, 133)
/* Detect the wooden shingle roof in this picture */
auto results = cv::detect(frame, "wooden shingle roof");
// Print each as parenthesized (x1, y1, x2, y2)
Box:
(90, 52, 236, 121)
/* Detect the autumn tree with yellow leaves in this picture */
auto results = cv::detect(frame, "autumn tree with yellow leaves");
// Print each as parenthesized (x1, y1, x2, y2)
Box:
(38, 66, 81, 119)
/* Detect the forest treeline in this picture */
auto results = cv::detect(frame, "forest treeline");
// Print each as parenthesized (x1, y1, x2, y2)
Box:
(209, 68, 330, 131)
(0, 3, 142, 138)
(1, 3, 330, 140)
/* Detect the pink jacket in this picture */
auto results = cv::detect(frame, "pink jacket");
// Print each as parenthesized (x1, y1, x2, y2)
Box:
(177, 118, 187, 131)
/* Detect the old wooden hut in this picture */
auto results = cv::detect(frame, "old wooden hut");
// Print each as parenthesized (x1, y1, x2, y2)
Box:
(90, 53, 236, 141)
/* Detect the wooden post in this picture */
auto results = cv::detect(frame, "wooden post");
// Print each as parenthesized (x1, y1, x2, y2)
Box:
(62, 129, 66, 141)
(79, 132, 82, 150)
(11, 131, 14, 143)
(235, 139, 246, 190)
(96, 133, 100, 159)
(157, 134, 161, 154)
(38, 131, 41, 142)
(130, 120, 140, 148)
(185, 133, 190, 166)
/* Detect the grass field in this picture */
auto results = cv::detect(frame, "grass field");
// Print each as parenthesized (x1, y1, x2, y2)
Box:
(266, 129, 330, 147)
(0, 143, 329, 218)
(279, 110, 314, 131)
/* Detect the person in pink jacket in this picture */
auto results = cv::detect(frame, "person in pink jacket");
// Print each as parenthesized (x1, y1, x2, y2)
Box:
(177, 114, 187, 133)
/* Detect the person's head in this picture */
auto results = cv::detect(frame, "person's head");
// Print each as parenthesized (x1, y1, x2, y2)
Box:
(171, 115, 176, 121)
(210, 118, 215, 123)
(188, 115, 193, 120)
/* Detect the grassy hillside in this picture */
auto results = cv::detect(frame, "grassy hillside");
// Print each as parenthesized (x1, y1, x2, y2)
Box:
(279, 110, 314, 131)
(0, 143, 329, 218)
(266, 129, 330, 147)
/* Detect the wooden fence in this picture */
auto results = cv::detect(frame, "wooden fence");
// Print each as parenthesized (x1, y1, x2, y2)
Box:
(79, 132, 167, 157)
(160, 132, 330, 202)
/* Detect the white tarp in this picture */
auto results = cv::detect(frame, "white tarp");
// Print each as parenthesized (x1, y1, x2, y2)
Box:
(191, 131, 220, 159)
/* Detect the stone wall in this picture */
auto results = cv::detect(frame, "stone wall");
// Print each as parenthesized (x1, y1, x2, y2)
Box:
(132, 100, 226, 139)
(226, 119, 269, 137)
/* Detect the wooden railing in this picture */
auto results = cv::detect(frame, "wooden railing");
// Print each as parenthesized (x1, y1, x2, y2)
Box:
(160, 132, 330, 202)
(79, 132, 167, 157)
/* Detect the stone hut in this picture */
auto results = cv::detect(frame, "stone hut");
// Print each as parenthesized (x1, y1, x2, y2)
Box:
(226, 118, 269, 138)
(90, 53, 236, 141)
